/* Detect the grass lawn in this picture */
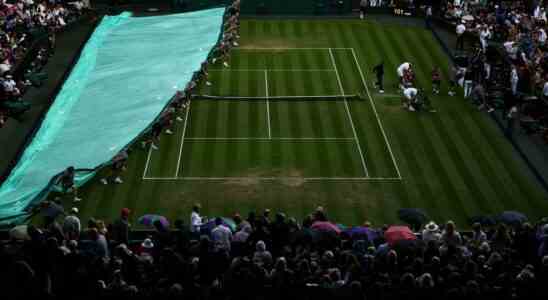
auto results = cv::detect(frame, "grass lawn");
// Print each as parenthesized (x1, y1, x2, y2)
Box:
(49, 19, 548, 228)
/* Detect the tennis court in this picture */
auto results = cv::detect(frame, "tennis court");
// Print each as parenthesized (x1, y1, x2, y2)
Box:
(143, 48, 400, 180)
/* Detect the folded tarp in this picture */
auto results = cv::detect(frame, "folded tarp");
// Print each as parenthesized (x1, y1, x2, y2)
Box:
(0, 8, 226, 225)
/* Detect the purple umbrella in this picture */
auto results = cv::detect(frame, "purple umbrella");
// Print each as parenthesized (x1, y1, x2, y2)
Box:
(138, 214, 169, 228)
(344, 226, 379, 241)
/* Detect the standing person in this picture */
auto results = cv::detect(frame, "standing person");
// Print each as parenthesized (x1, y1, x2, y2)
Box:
(372, 61, 385, 93)
(456, 21, 466, 50)
(190, 204, 204, 235)
(63, 207, 81, 240)
(211, 217, 233, 253)
(425, 5, 432, 28)
(479, 24, 491, 53)
(431, 66, 441, 95)
(58, 166, 81, 202)
(510, 65, 519, 96)
(360, 0, 367, 20)
(100, 150, 128, 185)
(397, 62, 412, 89)
(111, 208, 131, 246)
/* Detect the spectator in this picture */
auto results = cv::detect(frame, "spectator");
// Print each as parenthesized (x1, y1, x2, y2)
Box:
(211, 217, 232, 253)
(190, 203, 204, 234)
(422, 221, 441, 243)
(62, 207, 81, 240)
(111, 208, 131, 245)
(58, 166, 82, 202)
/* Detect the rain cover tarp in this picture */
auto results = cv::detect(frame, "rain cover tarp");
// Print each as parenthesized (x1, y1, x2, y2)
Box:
(0, 8, 225, 225)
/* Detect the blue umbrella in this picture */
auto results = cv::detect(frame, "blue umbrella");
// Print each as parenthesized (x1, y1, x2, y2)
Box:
(497, 211, 527, 226)
(398, 208, 428, 228)
(42, 201, 64, 219)
(344, 227, 379, 241)
(469, 215, 496, 226)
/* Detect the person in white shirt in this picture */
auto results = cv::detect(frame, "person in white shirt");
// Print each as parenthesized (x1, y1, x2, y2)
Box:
(397, 62, 411, 88)
(403, 87, 418, 111)
(510, 65, 519, 95)
(211, 217, 232, 252)
(422, 221, 441, 244)
(479, 25, 491, 53)
(3, 75, 20, 96)
(503, 41, 518, 60)
(456, 21, 466, 50)
(542, 81, 548, 101)
(539, 28, 547, 46)
(190, 204, 204, 234)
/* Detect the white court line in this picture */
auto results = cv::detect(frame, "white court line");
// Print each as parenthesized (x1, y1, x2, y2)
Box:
(236, 47, 354, 50)
(184, 137, 354, 141)
(142, 145, 153, 179)
(264, 69, 271, 139)
(143, 176, 402, 181)
(209, 69, 336, 72)
(329, 48, 369, 178)
(350, 48, 402, 179)
(174, 100, 191, 178)
(197, 94, 357, 100)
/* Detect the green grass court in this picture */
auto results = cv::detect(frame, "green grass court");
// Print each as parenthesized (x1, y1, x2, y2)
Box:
(62, 19, 548, 228)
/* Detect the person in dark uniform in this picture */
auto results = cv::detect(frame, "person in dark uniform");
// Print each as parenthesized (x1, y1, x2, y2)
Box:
(373, 62, 385, 93)
(59, 166, 81, 202)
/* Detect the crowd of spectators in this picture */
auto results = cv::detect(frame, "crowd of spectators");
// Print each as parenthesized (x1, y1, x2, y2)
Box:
(0, 0, 89, 128)
(438, 1, 548, 137)
(1, 204, 548, 299)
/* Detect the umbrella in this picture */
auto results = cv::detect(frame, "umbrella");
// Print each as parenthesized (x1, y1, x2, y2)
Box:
(9, 225, 30, 240)
(497, 211, 527, 226)
(344, 227, 379, 241)
(42, 201, 64, 219)
(384, 225, 416, 246)
(311, 221, 341, 234)
(138, 214, 169, 228)
(398, 208, 428, 229)
(469, 215, 496, 226)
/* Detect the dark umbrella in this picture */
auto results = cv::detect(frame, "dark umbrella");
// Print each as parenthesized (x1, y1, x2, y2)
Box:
(497, 211, 527, 226)
(469, 215, 496, 226)
(344, 227, 379, 241)
(398, 208, 428, 229)
(42, 201, 64, 219)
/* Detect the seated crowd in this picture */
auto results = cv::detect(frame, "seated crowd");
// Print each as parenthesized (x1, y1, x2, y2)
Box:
(1, 205, 548, 299)
(0, 0, 88, 128)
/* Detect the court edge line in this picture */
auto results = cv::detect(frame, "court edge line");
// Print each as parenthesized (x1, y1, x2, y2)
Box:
(209, 69, 336, 72)
(184, 137, 354, 141)
(264, 69, 271, 139)
(143, 177, 402, 181)
(142, 146, 153, 179)
(329, 48, 369, 178)
(236, 47, 353, 50)
(349, 48, 402, 179)
(197, 94, 357, 100)
(174, 100, 191, 178)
